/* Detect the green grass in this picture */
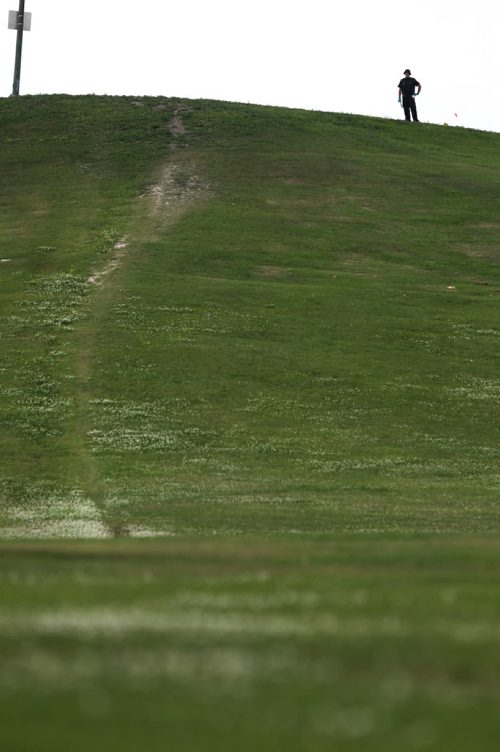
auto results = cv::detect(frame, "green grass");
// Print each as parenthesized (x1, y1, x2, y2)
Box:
(1, 95, 500, 748)
(2, 537, 500, 751)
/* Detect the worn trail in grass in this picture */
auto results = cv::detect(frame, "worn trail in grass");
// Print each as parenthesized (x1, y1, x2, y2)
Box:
(71, 113, 209, 538)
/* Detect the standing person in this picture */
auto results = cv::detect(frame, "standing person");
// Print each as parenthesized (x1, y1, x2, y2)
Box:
(398, 69, 421, 122)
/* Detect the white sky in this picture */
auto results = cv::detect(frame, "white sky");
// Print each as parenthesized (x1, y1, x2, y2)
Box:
(1, 0, 499, 132)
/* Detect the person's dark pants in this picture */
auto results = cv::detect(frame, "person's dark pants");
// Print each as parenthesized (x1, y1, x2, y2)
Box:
(402, 95, 418, 121)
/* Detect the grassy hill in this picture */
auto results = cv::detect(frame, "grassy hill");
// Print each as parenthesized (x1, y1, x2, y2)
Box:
(1, 96, 500, 750)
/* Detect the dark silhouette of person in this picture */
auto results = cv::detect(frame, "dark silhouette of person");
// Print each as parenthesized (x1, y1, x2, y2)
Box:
(398, 69, 421, 122)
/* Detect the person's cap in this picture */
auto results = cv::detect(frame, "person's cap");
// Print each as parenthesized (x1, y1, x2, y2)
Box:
(404, 68, 411, 74)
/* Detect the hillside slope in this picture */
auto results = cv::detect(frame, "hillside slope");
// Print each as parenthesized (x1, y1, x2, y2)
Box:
(1, 96, 500, 537)
(2, 96, 500, 752)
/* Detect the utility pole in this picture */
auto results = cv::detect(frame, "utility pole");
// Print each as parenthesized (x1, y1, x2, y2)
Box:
(8, 0, 32, 96)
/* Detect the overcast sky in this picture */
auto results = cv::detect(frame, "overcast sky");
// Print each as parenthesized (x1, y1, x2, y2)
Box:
(1, 0, 499, 132)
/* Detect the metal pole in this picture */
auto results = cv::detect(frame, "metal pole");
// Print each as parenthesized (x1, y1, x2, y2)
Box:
(12, 0, 26, 96)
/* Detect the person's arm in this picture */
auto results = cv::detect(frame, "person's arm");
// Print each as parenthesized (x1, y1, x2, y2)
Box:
(415, 83, 422, 96)
(398, 86, 402, 101)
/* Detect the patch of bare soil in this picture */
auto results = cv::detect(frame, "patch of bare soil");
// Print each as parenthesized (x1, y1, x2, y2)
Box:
(87, 239, 130, 286)
(141, 163, 207, 219)
(168, 115, 186, 136)
(256, 265, 290, 278)
(141, 107, 211, 219)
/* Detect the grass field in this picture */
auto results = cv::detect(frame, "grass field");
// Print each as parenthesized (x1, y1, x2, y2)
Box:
(1, 95, 500, 749)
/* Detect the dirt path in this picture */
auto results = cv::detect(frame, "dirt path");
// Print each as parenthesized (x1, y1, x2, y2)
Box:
(72, 110, 211, 537)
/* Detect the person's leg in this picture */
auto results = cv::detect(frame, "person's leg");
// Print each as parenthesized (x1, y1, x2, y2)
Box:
(410, 98, 419, 121)
(402, 97, 411, 121)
